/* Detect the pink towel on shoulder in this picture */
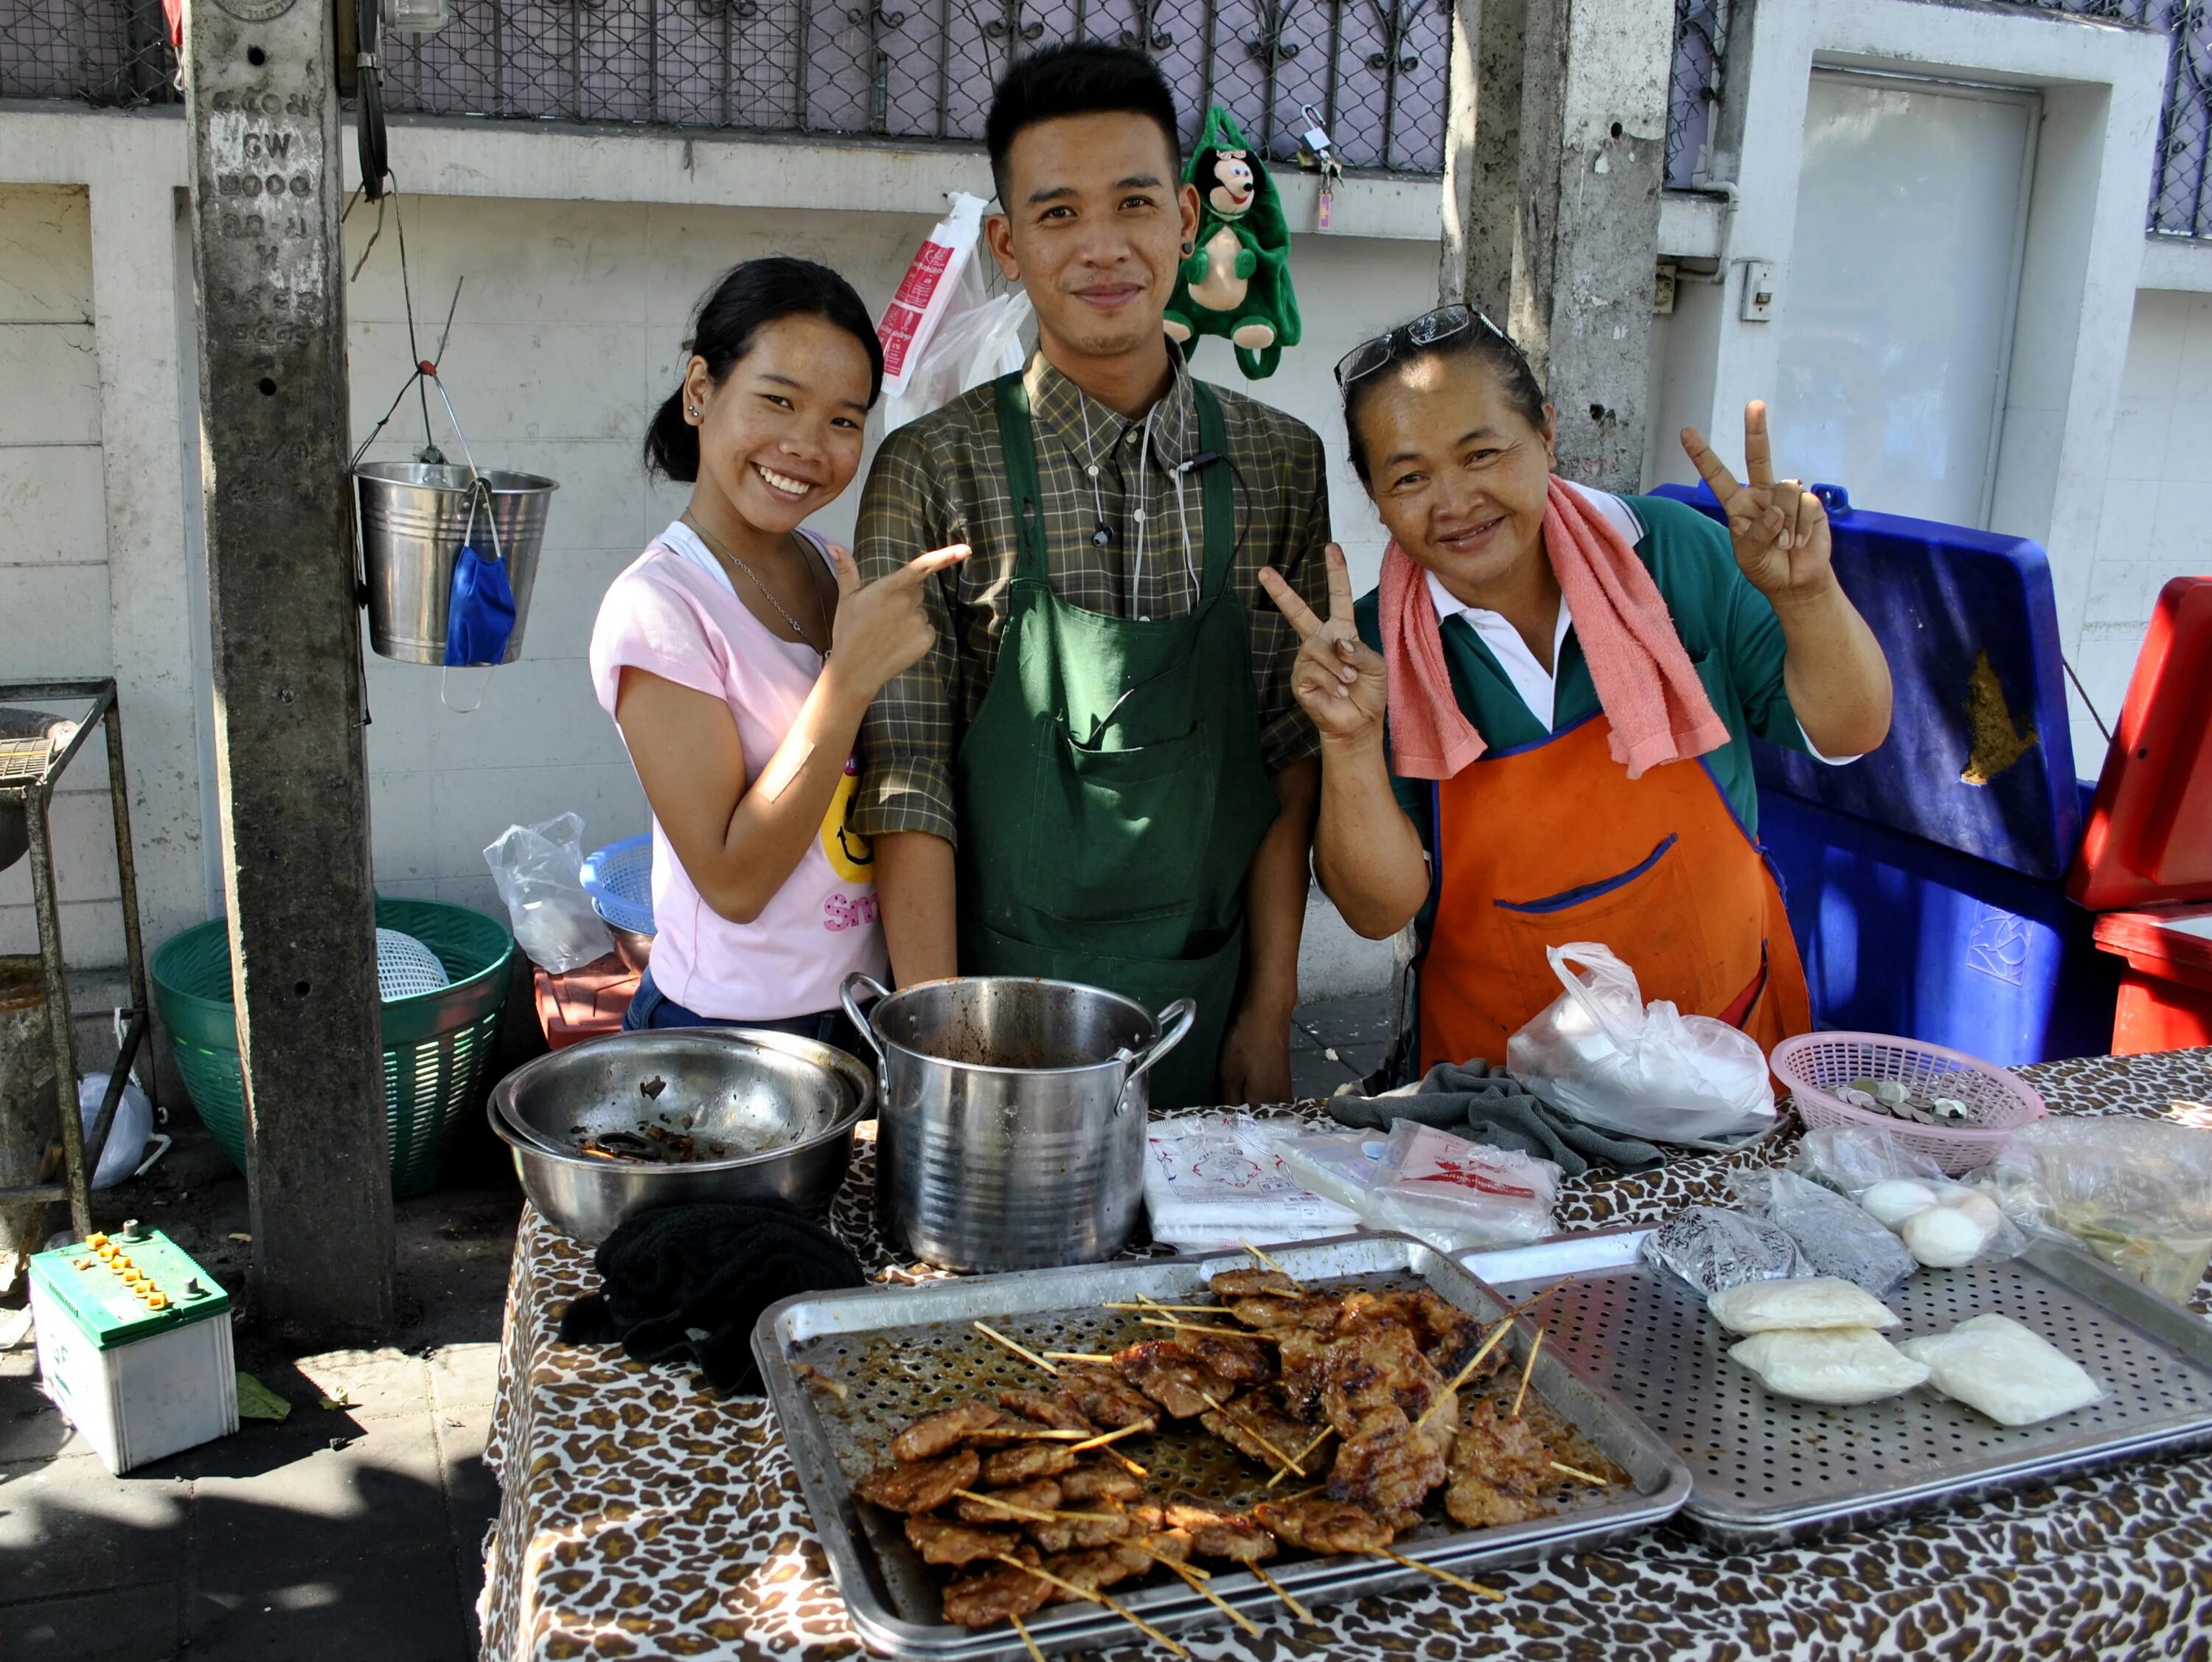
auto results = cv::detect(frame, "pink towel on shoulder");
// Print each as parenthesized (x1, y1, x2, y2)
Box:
(1379, 475, 1729, 781)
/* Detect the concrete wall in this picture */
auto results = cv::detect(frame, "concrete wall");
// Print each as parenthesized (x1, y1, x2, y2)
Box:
(2072, 288, 2212, 771)
(0, 184, 125, 965)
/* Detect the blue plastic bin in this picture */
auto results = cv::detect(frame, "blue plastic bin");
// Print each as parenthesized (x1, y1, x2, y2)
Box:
(1653, 481, 2081, 879)
(1760, 785, 2118, 1065)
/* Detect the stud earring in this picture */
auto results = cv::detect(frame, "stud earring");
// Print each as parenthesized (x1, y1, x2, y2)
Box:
(687, 408, 700, 420)
(1180, 240, 1194, 255)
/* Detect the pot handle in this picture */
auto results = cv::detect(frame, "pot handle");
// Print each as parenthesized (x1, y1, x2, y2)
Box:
(1119, 998, 1197, 1108)
(839, 972, 890, 1071)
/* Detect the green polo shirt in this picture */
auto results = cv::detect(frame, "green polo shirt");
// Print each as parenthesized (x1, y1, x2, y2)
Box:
(1352, 490, 1819, 855)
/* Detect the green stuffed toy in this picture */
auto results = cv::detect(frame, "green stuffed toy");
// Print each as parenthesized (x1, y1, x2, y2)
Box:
(1165, 108, 1301, 380)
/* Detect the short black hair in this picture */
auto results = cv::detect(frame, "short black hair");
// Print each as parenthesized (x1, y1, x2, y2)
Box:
(1343, 320, 1549, 487)
(984, 43, 1182, 209)
(643, 256, 883, 483)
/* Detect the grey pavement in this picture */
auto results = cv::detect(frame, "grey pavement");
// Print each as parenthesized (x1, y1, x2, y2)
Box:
(0, 992, 1393, 1661)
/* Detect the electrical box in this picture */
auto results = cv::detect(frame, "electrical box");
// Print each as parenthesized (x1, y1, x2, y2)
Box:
(28, 1223, 237, 1475)
(1739, 261, 1778, 322)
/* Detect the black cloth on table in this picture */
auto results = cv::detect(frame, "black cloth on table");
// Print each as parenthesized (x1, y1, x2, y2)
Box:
(557, 1200, 864, 1395)
(1329, 1059, 1666, 1176)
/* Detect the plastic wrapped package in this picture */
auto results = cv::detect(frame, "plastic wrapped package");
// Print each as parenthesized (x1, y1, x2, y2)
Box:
(483, 813, 614, 973)
(1359, 1121, 1559, 1251)
(1989, 1116, 2212, 1301)
(1506, 944, 1777, 1145)
(1142, 1114, 1362, 1251)
(1269, 1127, 1390, 1214)
(1732, 1169, 1917, 1296)
(1896, 1314, 2104, 1427)
(1792, 1123, 1950, 1198)
(1708, 1276, 1900, 1335)
(1728, 1328, 1930, 1405)
(1641, 1206, 1806, 1296)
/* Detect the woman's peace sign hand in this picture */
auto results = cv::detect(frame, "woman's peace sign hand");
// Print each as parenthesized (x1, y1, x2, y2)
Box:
(1260, 544, 1388, 751)
(1681, 401, 1836, 605)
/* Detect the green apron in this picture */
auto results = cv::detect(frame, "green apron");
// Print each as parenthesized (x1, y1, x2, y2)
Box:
(953, 373, 1281, 1109)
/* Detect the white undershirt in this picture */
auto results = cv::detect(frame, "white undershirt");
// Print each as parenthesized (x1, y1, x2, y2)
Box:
(1422, 482, 1857, 763)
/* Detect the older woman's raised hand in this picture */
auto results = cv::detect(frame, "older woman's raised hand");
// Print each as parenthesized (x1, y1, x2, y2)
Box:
(1681, 401, 1837, 605)
(1260, 543, 1389, 750)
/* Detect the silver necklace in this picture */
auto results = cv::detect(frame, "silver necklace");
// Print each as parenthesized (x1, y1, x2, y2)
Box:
(684, 514, 832, 657)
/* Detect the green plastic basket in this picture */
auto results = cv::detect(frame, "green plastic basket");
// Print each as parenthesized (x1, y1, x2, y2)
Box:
(150, 899, 515, 1199)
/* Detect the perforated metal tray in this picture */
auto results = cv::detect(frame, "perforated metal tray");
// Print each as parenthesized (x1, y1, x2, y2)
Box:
(1462, 1225, 2212, 1550)
(755, 1234, 1694, 1660)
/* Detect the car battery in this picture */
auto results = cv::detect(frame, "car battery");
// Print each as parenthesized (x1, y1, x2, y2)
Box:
(27, 1222, 237, 1474)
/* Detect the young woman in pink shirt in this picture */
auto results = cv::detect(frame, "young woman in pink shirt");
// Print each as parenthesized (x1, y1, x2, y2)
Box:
(590, 258, 966, 1043)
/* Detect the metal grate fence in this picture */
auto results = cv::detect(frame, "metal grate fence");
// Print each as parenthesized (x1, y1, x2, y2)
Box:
(0, 0, 2205, 232)
(362, 0, 1450, 171)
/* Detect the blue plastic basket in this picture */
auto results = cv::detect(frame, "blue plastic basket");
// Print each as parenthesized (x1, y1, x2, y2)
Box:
(581, 833, 655, 935)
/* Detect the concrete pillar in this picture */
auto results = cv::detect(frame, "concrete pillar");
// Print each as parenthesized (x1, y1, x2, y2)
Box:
(1440, 0, 1674, 490)
(183, 0, 393, 1339)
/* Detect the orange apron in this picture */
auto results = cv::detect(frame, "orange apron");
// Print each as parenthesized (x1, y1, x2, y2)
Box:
(1416, 712, 1812, 1073)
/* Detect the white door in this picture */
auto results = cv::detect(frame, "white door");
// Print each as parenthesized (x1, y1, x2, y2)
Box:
(1775, 72, 2036, 528)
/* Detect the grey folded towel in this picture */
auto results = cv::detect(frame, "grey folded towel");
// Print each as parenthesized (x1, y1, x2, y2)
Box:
(1329, 1060, 1665, 1178)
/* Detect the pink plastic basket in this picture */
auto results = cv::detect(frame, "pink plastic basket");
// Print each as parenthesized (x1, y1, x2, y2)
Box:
(1768, 1032, 2045, 1175)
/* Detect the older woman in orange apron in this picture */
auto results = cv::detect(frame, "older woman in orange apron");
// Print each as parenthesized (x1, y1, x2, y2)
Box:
(1260, 307, 1893, 1078)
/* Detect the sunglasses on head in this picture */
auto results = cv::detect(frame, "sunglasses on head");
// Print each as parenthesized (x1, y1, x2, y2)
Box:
(1333, 303, 1520, 391)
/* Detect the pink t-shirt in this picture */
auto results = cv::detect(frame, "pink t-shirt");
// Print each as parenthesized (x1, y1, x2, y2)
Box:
(588, 521, 886, 1020)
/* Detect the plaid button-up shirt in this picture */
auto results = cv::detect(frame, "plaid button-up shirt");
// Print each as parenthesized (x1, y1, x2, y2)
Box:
(852, 351, 1332, 844)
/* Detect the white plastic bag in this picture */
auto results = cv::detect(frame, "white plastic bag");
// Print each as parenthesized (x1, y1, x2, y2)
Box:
(77, 1073, 155, 1189)
(483, 813, 613, 973)
(883, 224, 1032, 431)
(1506, 943, 1775, 1144)
(1141, 1113, 1360, 1251)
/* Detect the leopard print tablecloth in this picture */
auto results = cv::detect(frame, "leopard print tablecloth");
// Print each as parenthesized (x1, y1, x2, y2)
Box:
(479, 1049, 2212, 1661)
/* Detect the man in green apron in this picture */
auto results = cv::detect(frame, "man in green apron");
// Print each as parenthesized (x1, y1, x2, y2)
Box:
(851, 42, 1333, 1109)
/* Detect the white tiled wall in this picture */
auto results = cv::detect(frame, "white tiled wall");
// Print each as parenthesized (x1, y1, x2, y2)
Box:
(2070, 288, 2212, 774)
(341, 195, 1437, 920)
(0, 184, 128, 965)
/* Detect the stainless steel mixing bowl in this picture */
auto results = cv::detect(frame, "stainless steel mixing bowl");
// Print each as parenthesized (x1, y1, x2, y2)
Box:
(488, 1028, 869, 1242)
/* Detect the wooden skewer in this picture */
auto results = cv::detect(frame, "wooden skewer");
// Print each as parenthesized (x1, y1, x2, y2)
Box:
(1413, 1315, 1516, 1433)
(1139, 1317, 1281, 1342)
(1550, 1460, 1608, 1487)
(973, 1322, 1060, 1377)
(1040, 1352, 1117, 1363)
(1510, 1330, 1545, 1420)
(1068, 1419, 1155, 1453)
(962, 1428, 1092, 1442)
(1008, 1613, 1047, 1662)
(1374, 1548, 1505, 1602)
(1103, 1448, 1150, 1478)
(1148, 1550, 1262, 1638)
(1238, 1240, 1304, 1289)
(953, 1488, 1060, 1523)
(1506, 1276, 1572, 1316)
(1266, 1481, 1327, 1505)
(1249, 1564, 1312, 1624)
(1200, 1393, 1307, 1475)
(993, 1557, 1189, 1656)
(1265, 1425, 1335, 1491)
(1105, 1301, 1222, 1314)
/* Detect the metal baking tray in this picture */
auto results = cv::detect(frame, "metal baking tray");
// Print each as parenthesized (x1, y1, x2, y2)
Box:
(756, 1233, 1694, 1659)
(1462, 1225, 2212, 1550)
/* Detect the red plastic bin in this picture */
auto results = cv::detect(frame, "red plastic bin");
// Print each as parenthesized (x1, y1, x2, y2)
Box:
(2092, 905, 2212, 1055)
(532, 954, 639, 1049)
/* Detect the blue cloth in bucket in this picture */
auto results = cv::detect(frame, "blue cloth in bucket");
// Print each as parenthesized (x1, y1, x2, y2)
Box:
(445, 540, 516, 666)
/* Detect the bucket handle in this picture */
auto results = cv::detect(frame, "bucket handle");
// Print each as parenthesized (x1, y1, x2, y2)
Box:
(840, 972, 890, 1073)
(1118, 998, 1197, 1112)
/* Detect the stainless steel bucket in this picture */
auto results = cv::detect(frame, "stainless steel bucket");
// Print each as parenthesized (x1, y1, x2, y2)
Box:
(355, 463, 557, 665)
(841, 974, 1194, 1272)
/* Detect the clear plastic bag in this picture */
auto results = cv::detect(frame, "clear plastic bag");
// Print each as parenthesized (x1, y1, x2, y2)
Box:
(483, 813, 614, 973)
(1506, 943, 1775, 1145)
(1791, 1123, 1947, 1198)
(882, 206, 1032, 432)
(1641, 1206, 1806, 1296)
(1360, 1120, 1559, 1250)
(1268, 1127, 1391, 1214)
(1793, 1123, 2023, 1266)
(1733, 1168, 1916, 1296)
(1989, 1117, 2212, 1302)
